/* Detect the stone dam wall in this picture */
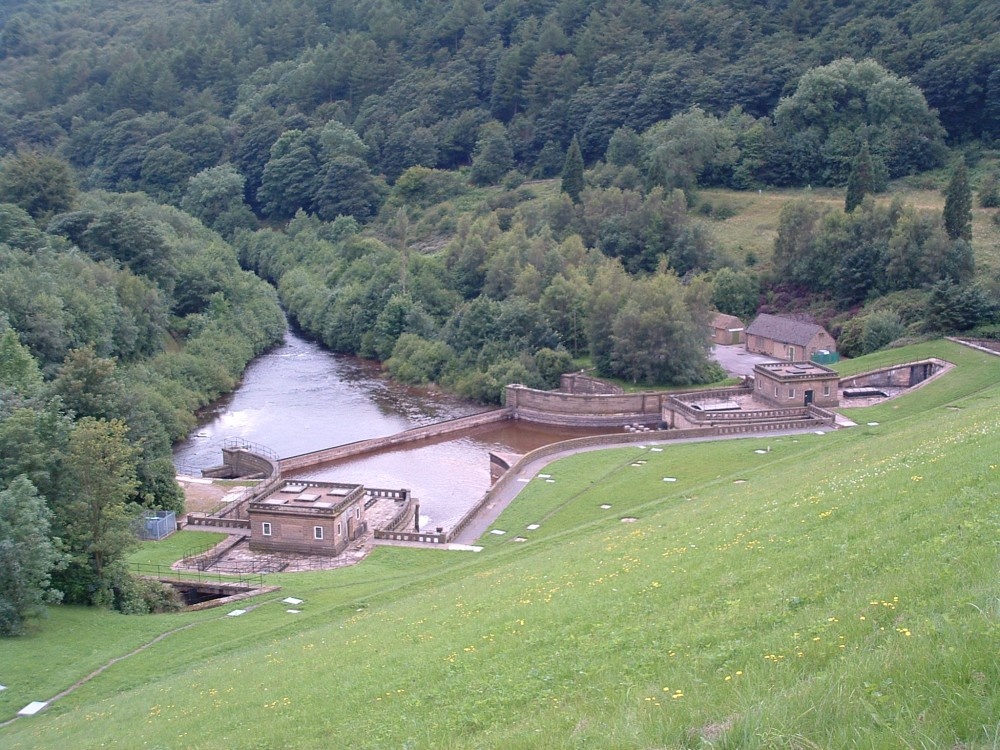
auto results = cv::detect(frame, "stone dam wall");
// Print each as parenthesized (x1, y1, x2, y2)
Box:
(278, 408, 513, 474)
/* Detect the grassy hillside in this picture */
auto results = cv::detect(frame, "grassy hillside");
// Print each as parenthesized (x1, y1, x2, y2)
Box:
(696, 181, 1000, 277)
(1, 340, 998, 748)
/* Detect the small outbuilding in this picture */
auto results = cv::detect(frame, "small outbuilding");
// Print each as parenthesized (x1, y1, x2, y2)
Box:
(248, 480, 369, 556)
(709, 313, 746, 346)
(745, 313, 836, 361)
(753, 361, 840, 408)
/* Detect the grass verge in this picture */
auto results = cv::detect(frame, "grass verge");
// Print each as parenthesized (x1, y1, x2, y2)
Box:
(1, 340, 997, 748)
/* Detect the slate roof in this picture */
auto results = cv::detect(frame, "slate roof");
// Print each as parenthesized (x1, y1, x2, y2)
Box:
(711, 313, 745, 330)
(746, 313, 828, 346)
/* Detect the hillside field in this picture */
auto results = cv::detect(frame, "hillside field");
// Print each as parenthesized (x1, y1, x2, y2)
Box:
(0, 340, 997, 748)
(694, 181, 1000, 277)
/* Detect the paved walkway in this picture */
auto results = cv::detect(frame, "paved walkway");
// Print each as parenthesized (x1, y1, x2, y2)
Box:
(711, 344, 780, 377)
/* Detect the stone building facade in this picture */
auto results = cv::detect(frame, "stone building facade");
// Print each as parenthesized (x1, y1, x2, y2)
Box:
(248, 480, 368, 555)
(745, 313, 836, 361)
(752, 361, 840, 408)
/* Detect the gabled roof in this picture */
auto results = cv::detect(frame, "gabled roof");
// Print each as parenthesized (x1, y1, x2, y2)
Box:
(711, 313, 744, 330)
(746, 313, 828, 346)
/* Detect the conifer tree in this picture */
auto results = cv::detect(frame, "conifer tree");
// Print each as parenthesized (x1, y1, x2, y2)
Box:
(845, 141, 875, 212)
(943, 158, 973, 241)
(561, 136, 584, 204)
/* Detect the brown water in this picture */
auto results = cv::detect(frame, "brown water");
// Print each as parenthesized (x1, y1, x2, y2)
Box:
(173, 327, 610, 530)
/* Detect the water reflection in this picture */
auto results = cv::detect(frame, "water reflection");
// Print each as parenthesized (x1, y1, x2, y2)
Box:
(173, 327, 611, 530)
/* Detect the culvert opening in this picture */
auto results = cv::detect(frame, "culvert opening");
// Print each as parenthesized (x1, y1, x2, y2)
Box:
(161, 581, 265, 609)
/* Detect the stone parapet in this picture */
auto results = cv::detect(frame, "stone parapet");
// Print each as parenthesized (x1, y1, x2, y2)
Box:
(506, 384, 666, 427)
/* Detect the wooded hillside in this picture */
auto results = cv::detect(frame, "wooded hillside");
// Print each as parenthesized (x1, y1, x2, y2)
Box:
(2, 0, 1000, 626)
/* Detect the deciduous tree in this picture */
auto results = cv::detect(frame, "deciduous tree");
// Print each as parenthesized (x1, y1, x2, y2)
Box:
(55, 417, 139, 605)
(0, 152, 77, 220)
(0, 476, 63, 636)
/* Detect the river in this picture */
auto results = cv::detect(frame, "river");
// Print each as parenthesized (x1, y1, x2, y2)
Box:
(172, 328, 609, 530)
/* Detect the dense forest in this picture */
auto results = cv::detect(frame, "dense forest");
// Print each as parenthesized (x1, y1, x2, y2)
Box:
(2, 0, 1000, 629)
(0, 189, 283, 630)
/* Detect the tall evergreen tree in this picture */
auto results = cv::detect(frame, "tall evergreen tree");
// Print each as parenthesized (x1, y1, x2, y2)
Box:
(561, 136, 585, 204)
(943, 158, 973, 241)
(845, 141, 875, 212)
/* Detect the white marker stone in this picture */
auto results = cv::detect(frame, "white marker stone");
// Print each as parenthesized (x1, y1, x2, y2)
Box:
(18, 701, 48, 716)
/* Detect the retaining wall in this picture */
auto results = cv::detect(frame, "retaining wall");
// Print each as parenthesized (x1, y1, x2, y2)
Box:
(666, 400, 810, 430)
(506, 384, 667, 427)
(840, 358, 948, 389)
(185, 514, 252, 530)
(375, 529, 448, 544)
(447, 413, 836, 542)
(279, 408, 512, 473)
(559, 373, 624, 395)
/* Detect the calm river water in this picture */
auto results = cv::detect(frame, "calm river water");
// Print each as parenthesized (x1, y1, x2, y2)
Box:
(173, 328, 607, 530)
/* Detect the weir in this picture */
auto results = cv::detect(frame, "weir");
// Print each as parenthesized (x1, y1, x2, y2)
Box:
(278, 408, 514, 473)
(190, 374, 847, 542)
(180, 354, 960, 552)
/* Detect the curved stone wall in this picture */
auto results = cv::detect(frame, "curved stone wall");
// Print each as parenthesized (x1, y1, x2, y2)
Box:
(505, 384, 667, 427)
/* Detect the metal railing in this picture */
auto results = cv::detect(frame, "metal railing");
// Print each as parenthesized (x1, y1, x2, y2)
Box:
(132, 562, 264, 588)
(222, 437, 280, 462)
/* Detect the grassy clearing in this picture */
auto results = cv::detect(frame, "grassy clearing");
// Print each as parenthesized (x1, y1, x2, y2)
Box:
(126, 530, 228, 569)
(696, 185, 1000, 275)
(1, 340, 998, 748)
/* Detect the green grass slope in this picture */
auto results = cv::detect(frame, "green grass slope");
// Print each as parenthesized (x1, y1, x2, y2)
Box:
(695, 184, 1000, 276)
(1, 341, 997, 748)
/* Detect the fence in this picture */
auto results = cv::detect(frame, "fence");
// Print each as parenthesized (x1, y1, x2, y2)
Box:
(136, 511, 177, 540)
(222, 437, 280, 461)
(131, 562, 264, 588)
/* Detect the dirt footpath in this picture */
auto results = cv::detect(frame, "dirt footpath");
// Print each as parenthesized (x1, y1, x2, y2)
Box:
(176, 476, 232, 515)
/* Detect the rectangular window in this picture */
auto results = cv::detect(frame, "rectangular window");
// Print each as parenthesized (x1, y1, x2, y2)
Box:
(356, 507, 361, 519)
(262, 522, 271, 536)
(757, 378, 762, 390)
(314, 526, 323, 540)
(774, 386, 779, 397)
(788, 388, 795, 398)
(823, 384, 831, 396)
(337, 521, 342, 536)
